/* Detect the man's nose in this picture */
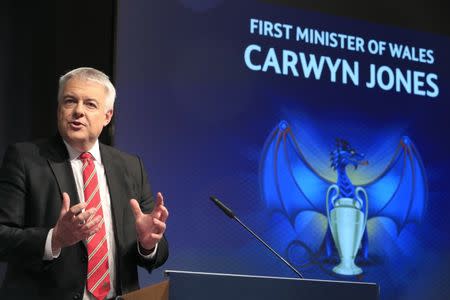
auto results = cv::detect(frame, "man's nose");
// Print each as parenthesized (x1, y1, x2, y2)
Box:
(73, 102, 85, 117)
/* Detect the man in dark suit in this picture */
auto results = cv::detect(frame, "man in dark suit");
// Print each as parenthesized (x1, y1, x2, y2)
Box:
(0, 67, 169, 299)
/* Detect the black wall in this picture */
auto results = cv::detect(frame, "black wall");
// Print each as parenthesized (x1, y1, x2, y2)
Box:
(0, 1, 116, 159)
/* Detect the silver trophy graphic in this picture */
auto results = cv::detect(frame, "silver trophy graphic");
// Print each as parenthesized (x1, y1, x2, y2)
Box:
(326, 184, 368, 275)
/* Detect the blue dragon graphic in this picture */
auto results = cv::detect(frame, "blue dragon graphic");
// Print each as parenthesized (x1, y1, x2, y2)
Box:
(259, 120, 427, 274)
(325, 138, 369, 260)
(330, 138, 368, 199)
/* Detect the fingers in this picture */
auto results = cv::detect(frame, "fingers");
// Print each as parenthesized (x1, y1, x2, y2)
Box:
(69, 202, 87, 216)
(62, 202, 87, 222)
(150, 232, 163, 241)
(151, 192, 168, 219)
(136, 218, 166, 247)
(81, 215, 103, 235)
(60, 192, 71, 217)
(60, 193, 85, 222)
(158, 205, 169, 223)
(150, 219, 165, 240)
(152, 218, 166, 234)
(152, 199, 169, 223)
(74, 208, 98, 226)
(155, 192, 164, 207)
(129, 199, 143, 219)
(55, 193, 105, 248)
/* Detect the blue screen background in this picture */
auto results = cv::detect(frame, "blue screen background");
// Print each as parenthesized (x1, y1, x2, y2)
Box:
(116, 1, 450, 298)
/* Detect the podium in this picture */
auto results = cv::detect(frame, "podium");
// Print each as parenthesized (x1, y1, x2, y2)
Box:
(123, 270, 379, 300)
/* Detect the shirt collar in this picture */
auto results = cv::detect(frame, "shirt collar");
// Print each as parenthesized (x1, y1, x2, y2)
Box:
(62, 139, 102, 164)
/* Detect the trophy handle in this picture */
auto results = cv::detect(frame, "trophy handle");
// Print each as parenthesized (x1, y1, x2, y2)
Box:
(355, 186, 369, 226)
(326, 184, 340, 222)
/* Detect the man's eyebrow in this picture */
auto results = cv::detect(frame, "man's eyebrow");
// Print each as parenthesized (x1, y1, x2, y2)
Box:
(63, 92, 76, 98)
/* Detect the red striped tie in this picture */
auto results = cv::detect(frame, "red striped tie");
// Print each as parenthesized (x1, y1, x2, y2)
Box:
(80, 152, 110, 300)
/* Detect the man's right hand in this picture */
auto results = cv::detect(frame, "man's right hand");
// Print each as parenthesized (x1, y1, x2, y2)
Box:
(51, 192, 103, 253)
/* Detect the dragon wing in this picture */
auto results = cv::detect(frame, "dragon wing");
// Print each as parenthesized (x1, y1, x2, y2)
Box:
(362, 136, 427, 233)
(260, 121, 333, 225)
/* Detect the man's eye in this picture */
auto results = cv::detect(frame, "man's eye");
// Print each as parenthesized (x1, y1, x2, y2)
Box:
(64, 99, 76, 104)
(86, 102, 97, 108)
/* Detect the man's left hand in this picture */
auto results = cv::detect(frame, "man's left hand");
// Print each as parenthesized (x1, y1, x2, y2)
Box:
(129, 192, 169, 251)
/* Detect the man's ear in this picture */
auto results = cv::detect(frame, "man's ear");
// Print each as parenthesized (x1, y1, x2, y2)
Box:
(104, 109, 114, 126)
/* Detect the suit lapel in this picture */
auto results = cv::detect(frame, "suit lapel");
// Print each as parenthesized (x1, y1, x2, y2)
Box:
(46, 136, 80, 206)
(100, 144, 126, 248)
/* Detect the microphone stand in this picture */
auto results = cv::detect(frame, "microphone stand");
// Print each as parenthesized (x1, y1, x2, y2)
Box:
(209, 196, 304, 279)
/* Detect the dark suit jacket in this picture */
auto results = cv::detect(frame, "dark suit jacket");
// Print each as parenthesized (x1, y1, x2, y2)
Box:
(0, 136, 168, 299)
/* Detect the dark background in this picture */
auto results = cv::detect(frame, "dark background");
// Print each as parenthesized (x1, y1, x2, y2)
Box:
(1, 0, 448, 286)
(0, 0, 116, 158)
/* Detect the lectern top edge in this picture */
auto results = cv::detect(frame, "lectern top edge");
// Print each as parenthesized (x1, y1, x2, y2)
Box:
(164, 269, 378, 286)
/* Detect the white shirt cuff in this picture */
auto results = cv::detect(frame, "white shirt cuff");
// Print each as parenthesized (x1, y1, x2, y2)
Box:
(43, 228, 61, 260)
(137, 242, 158, 259)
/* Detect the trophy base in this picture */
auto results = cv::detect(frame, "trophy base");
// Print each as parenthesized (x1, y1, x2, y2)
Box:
(332, 260, 363, 276)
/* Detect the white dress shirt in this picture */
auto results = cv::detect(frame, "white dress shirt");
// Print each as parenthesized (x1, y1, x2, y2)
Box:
(43, 140, 156, 299)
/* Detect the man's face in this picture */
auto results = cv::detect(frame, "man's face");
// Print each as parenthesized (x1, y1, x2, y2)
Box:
(57, 78, 113, 152)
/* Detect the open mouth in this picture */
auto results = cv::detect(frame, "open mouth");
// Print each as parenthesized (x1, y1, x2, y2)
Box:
(69, 121, 85, 129)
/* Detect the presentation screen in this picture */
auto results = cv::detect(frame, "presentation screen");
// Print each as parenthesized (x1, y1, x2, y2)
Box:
(116, 1, 450, 299)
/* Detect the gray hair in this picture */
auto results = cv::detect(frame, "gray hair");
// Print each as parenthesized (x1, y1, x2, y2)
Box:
(58, 67, 116, 112)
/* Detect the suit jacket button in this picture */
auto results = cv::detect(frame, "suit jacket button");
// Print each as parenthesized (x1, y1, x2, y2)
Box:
(73, 293, 81, 300)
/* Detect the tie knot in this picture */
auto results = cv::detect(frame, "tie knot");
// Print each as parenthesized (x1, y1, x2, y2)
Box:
(79, 152, 93, 161)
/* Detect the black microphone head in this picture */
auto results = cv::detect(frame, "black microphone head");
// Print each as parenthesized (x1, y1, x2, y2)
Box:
(209, 195, 235, 219)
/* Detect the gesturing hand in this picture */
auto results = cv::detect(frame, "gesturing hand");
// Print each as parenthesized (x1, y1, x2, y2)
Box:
(129, 192, 169, 251)
(52, 192, 103, 253)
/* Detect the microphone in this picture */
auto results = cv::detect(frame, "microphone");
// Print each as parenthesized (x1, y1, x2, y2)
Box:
(209, 196, 304, 278)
